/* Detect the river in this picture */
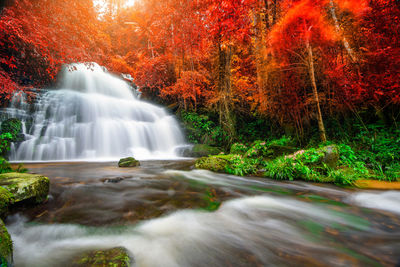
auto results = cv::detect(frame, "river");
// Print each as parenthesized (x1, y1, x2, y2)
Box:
(6, 160, 400, 266)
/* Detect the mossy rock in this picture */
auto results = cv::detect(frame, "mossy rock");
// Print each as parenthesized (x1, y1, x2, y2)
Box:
(320, 145, 339, 168)
(0, 219, 12, 266)
(0, 187, 14, 219)
(72, 247, 132, 267)
(184, 144, 223, 157)
(118, 157, 140, 168)
(0, 173, 49, 204)
(195, 155, 230, 172)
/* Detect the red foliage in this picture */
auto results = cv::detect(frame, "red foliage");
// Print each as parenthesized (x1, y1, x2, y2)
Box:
(0, 0, 111, 101)
(161, 70, 211, 110)
(134, 55, 176, 100)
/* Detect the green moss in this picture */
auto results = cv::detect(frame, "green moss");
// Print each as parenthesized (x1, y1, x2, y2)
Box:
(0, 173, 49, 204)
(0, 187, 14, 219)
(0, 219, 12, 266)
(195, 155, 231, 172)
(118, 157, 140, 168)
(72, 247, 131, 267)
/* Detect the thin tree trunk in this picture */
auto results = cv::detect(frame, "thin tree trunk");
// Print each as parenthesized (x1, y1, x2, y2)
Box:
(306, 41, 327, 142)
(329, 0, 357, 62)
(254, 4, 268, 95)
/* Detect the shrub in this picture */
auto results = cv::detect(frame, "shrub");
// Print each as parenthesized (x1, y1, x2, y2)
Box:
(225, 155, 258, 176)
(230, 143, 248, 155)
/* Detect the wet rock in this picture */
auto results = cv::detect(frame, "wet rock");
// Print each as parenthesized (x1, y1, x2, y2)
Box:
(72, 247, 132, 267)
(0, 219, 12, 266)
(0, 173, 49, 204)
(183, 144, 223, 157)
(195, 156, 229, 172)
(0, 187, 14, 219)
(102, 177, 124, 183)
(118, 157, 140, 168)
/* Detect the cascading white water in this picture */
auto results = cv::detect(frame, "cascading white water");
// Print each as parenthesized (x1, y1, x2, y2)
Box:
(4, 63, 186, 161)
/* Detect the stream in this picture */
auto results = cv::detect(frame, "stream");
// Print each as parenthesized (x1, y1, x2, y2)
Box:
(6, 160, 400, 267)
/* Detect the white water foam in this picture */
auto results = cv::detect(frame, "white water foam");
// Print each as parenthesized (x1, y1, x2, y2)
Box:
(7, 195, 373, 267)
(349, 191, 400, 214)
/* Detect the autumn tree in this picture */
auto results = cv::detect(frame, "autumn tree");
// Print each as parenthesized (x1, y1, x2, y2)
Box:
(0, 0, 111, 103)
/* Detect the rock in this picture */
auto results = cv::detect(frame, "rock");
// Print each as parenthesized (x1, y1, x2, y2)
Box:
(0, 219, 12, 266)
(320, 145, 339, 168)
(0, 187, 14, 219)
(184, 144, 223, 157)
(0, 173, 49, 204)
(102, 177, 124, 183)
(72, 247, 132, 267)
(118, 157, 140, 168)
(195, 156, 229, 172)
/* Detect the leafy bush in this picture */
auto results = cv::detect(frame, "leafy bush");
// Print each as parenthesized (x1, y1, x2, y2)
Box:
(225, 155, 258, 176)
(353, 124, 400, 176)
(0, 157, 12, 174)
(268, 135, 293, 147)
(230, 143, 248, 155)
(263, 157, 320, 181)
(0, 118, 24, 174)
(245, 136, 295, 158)
(180, 111, 225, 145)
(0, 118, 22, 156)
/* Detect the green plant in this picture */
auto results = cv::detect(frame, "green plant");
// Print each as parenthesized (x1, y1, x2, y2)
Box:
(245, 140, 269, 158)
(230, 143, 248, 155)
(0, 158, 11, 174)
(225, 155, 258, 176)
(180, 111, 226, 145)
(263, 157, 296, 180)
(327, 169, 355, 185)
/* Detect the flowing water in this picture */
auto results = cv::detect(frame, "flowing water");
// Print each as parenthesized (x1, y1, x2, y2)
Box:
(5, 161, 400, 267)
(3, 63, 186, 161)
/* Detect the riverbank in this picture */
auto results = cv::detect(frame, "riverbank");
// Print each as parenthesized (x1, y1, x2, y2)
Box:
(193, 140, 399, 189)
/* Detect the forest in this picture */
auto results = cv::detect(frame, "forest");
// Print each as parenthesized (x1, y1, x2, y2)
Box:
(1, 0, 399, 180)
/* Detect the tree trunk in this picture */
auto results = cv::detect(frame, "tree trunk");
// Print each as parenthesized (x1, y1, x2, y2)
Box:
(306, 41, 327, 142)
(218, 43, 236, 142)
(254, 3, 268, 95)
(329, 0, 357, 62)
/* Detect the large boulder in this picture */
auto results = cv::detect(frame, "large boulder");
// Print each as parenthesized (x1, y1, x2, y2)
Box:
(0, 187, 14, 219)
(195, 156, 229, 173)
(118, 157, 140, 168)
(0, 219, 12, 266)
(0, 173, 49, 204)
(72, 247, 132, 267)
(184, 144, 222, 157)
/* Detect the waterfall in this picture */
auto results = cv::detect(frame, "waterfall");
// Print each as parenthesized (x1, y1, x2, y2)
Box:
(4, 63, 186, 161)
